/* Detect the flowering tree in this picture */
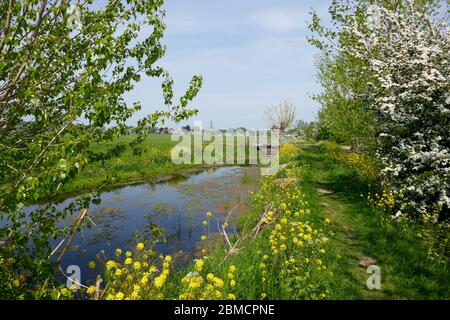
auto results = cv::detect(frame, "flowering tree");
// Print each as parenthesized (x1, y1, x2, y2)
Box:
(351, 4, 449, 221)
(0, 0, 202, 298)
(310, 1, 449, 221)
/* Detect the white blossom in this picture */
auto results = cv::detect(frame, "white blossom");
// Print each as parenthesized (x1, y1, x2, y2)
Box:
(342, 3, 450, 220)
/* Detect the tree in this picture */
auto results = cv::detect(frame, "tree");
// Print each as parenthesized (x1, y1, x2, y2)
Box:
(308, 0, 383, 151)
(309, 0, 449, 221)
(264, 101, 296, 138)
(287, 120, 316, 140)
(0, 0, 202, 298)
(342, 3, 449, 221)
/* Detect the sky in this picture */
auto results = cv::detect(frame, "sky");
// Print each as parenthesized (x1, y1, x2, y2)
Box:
(123, 0, 331, 129)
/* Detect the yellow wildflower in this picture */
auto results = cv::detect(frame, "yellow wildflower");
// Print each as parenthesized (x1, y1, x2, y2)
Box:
(213, 278, 224, 288)
(140, 275, 149, 285)
(106, 260, 116, 270)
(154, 275, 166, 288)
(115, 292, 125, 300)
(87, 285, 96, 295)
(60, 288, 68, 296)
(195, 259, 204, 272)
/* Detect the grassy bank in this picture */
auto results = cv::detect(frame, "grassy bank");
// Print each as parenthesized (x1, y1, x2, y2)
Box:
(77, 142, 449, 300)
(61, 133, 264, 196)
(61, 134, 196, 194)
(191, 144, 449, 299)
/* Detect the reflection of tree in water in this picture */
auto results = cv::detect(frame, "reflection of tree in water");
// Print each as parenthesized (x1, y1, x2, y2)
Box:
(176, 168, 241, 197)
(146, 202, 175, 218)
(165, 174, 190, 186)
(143, 220, 166, 245)
(144, 183, 157, 193)
(84, 207, 127, 245)
(110, 190, 126, 202)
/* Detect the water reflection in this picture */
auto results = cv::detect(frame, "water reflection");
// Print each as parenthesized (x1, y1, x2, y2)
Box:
(38, 166, 258, 283)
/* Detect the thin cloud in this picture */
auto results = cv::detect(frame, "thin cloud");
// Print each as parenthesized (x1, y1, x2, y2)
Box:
(250, 9, 305, 32)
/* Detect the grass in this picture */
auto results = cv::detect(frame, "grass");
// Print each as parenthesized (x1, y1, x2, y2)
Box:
(61, 134, 189, 194)
(79, 140, 449, 300)
(60, 133, 267, 197)
(296, 144, 450, 299)
(163, 143, 450, 300)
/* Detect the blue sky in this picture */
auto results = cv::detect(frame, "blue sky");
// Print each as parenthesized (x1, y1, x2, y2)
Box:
(124, 0, 331, 129)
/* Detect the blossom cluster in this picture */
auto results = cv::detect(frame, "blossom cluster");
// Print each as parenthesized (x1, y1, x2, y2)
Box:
(340, 4, 450, 221)
(86, 243, 171, 300)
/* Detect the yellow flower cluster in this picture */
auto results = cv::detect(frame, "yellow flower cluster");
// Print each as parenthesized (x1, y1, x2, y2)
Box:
(321, 141, 378, 179)
(253, 165, 332, 299)
(179, 264, 237, 300)
(87, 243, 172, 300)
(279, 143, 298, 163)
(367, 189, 397, 211)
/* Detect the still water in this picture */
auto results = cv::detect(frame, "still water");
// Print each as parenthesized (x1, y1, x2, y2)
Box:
(41, 166, 258, 283)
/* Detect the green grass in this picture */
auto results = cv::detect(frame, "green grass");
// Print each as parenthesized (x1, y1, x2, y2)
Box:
(77, 139, 449, 300)
(61, 134, 199, 195)
(173, 143, 450, 300)
(296, 144, 450, 299)
(61, 133, 270, 197)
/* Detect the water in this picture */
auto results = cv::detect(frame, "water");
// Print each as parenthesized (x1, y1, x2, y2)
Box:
(34, 166, 258, 284)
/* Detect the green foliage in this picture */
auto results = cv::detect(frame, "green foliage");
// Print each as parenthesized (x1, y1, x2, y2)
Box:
(308, 0, 449, 221)
(0, 0, 201, 298)
(308, 1, 377, 151)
